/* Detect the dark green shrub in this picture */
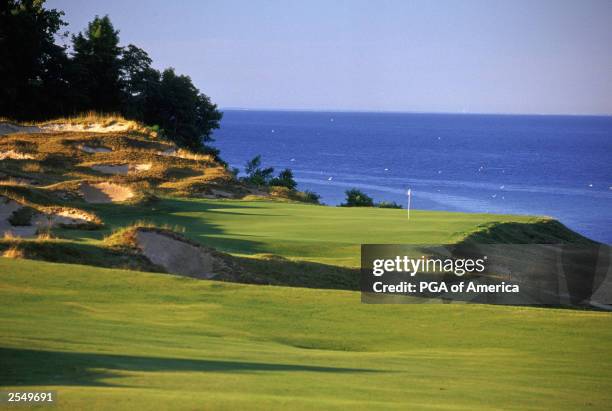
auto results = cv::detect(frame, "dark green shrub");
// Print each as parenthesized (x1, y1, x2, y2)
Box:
(303, 190, 321, 204)
(9, 207, 36, 226)
(340, 189, 374, 207)
(377, 201, 403, 209)
(269, 168, 297, 190)
(243, 155, 275, 186)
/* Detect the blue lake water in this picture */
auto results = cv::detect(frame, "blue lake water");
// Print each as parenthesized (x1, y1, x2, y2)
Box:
(213, 110, 612, 244)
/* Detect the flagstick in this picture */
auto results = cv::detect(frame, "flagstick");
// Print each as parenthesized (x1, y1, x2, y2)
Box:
(407, 189, 411, 220)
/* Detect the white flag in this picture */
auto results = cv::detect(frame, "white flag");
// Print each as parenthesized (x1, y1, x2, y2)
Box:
(406, 189, 412, 219)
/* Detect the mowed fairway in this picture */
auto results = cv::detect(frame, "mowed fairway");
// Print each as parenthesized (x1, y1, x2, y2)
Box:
(67, 197, 541, 267)
(1, 258, 611, 410)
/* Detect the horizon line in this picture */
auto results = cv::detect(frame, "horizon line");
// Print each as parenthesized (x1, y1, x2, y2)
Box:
(220, 107, 612, 117)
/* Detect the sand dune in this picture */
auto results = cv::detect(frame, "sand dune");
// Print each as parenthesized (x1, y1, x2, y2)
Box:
(135, 230, 214, 279)
(79, 182, 134, 203)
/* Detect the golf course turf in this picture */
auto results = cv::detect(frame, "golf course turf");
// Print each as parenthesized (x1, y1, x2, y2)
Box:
(1, 257, 611, 410)
(59, 197, 569, 267)
(0, 199, 609, 409)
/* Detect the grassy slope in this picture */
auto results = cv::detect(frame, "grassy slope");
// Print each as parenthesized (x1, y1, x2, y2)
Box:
(1, 258, 611, 410)
(61, 197, 547, 267)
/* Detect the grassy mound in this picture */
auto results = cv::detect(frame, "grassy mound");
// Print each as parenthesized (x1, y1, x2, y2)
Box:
(0, 116, 317, 204)
(460, 219, 595, 244)
(0, 237, 161, 272)
(1, 113, 150, 136)
(0, 185, 102, 236)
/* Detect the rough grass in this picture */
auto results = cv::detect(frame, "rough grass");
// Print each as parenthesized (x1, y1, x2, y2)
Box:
(0, 184, 103, 228)
(1, 112, 131, 126)
(1, 258, 611, 410)
(0, 237, 163, 273)
(103, 221, 185, 249)
(0, 123, 310, 202)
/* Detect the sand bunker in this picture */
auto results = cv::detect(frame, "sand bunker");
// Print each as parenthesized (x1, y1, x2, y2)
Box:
(135, 230, 214, 279)
(0, 121, 134, 136)
(80, 145, 112, 153)
(0, 197, 34, 237)
(0, 123, 41, 136)
(91, 164, 129, 175)
(40, 122, 133, 133)
(0, 150, 35, 160)
(46, 209, 97, 227)
(131, 163, 152, 172)
(80, 182, 134, 203)
(0, 196, 95, 237)
(90, 163, 152, 175)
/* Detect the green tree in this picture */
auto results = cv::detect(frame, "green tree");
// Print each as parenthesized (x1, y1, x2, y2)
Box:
(119, 44, 158, 119)
(144, 68, 222, 151)
(0, 6, 223, 154)
(243, 155, 275, 186)
(270, 168, 297, 190)
(71, 15, 123, 112)
(341, 189, 374, 207)
(0, 0, 72, 120)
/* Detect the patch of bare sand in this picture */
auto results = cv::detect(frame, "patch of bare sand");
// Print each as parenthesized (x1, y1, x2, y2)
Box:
(40, 122, 133, 133)
(44, 209, 97, 227)
(0, 121, 136, 136)
(0, 197, 36, 237)
(0, 123, 41, 136)
(80, 182, 134, 203)
(90, 163, 152, 175)
(130, 163, 152, 172)
(0, 150, 35, 160)
(80, 145, 112, 153)
(91, 164, 129, 175)
(0, 196, 98, 237)
(135, 230, 214, 279)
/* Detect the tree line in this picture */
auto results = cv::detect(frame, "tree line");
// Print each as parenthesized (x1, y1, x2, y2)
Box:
(0, 0, 222, 153)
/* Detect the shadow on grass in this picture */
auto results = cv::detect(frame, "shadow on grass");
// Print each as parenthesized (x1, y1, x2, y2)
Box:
(230, 254, 359, 290)
(0, 240, 163, 273)
(459, 219, 595, 244)
(0, 347, 380, 387)
(18, 197, 360, 290)
(67, 197, 276, 255)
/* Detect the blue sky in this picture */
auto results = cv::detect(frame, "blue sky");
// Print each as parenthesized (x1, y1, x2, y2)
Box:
(48, 0, 612, 115)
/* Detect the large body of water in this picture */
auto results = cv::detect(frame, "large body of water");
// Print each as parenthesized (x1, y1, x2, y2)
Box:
(213, 110, 612, 244)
